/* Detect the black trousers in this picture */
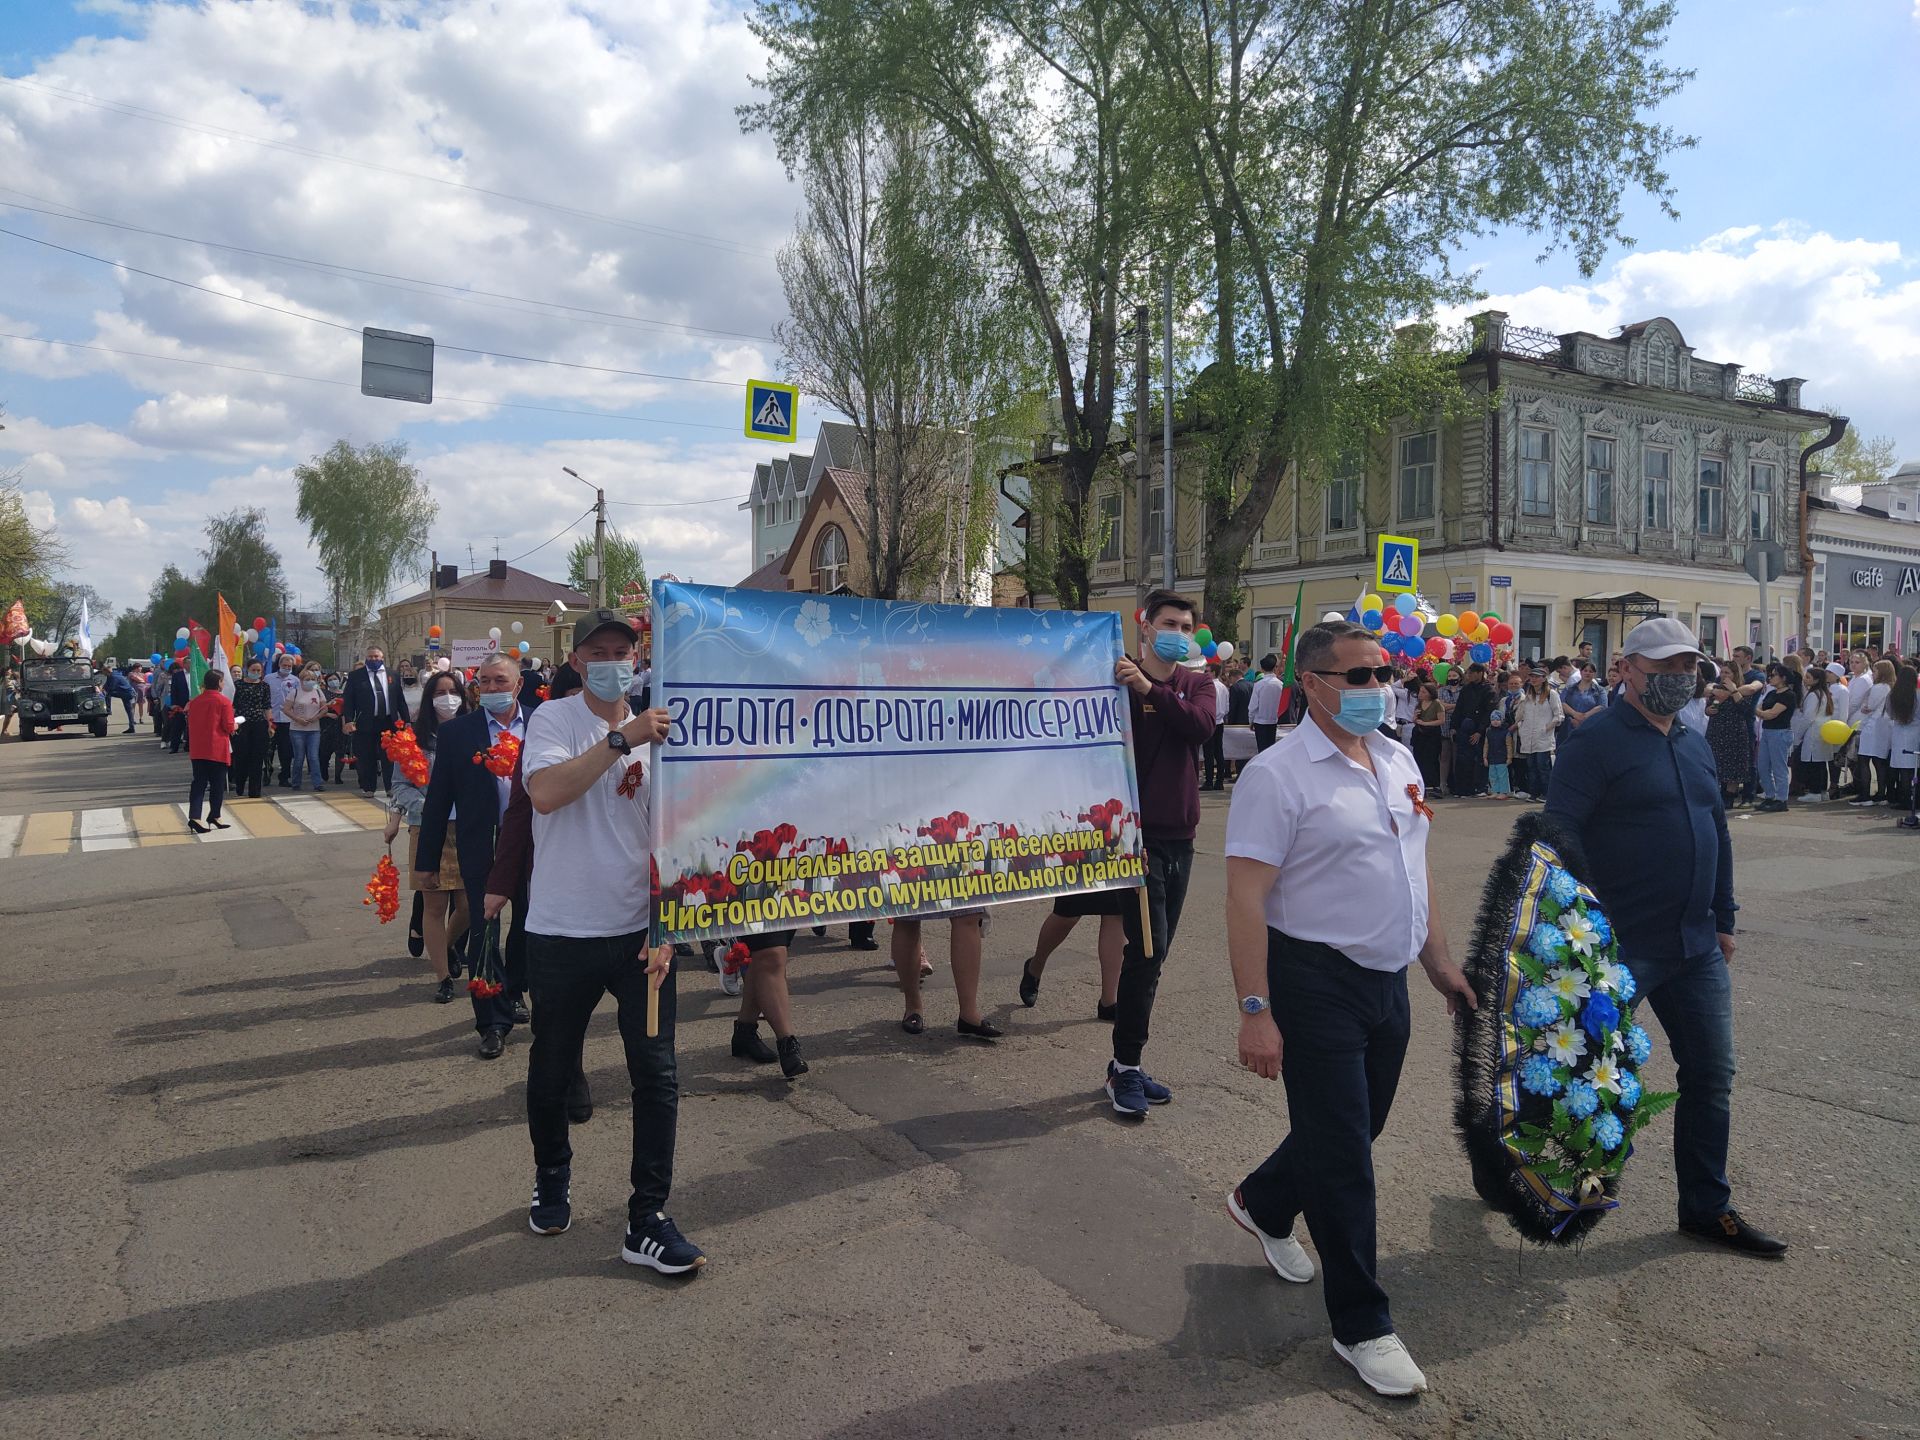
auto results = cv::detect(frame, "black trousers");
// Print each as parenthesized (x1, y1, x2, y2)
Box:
(526, 929, 677, 1225)
(188, 758, 228, 822)
(1253, 723, 1278, 752)
(1112, 836, 1194, 1066)
(1451, 731, 1486, 794)
(1202, 728, 1226, 788)
(463, 876, 528, 1034)
(274, 723, 293, 783)
(230, 722, 270, 796)
(1238, 930, 1410, 1345)
(165, 710, 187, 752)
(352, 725, 394, 792)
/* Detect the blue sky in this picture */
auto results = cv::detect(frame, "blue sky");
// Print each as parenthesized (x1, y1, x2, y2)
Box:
(1, 0, 1916, 633)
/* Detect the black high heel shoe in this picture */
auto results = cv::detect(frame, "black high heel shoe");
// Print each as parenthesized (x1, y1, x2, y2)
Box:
(957, 1017, 1003, 1042)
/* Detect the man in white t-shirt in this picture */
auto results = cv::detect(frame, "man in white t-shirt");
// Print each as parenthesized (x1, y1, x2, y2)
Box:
(519, 607, 703, 1274)
(1248, 653, 1284, 750)
(1220, 619, 1476, 1399)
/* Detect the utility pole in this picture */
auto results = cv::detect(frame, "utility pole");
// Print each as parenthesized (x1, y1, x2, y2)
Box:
(1135, 303, 1151, 613)
(1162, 265, 1176, 593)
(563, 467, 608, 607)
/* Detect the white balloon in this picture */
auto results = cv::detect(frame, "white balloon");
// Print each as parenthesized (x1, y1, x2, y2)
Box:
(510, 621, 524, 635)
(1321, 611, 1343, 623)
(176, 626, 190, 639)
(1215, 640, 1235, 661)
(488, 627, 502, 642)
(243, 628, 259, 643)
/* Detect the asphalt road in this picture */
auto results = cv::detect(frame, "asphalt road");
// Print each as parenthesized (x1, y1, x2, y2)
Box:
(1, 726, 1915, 1439)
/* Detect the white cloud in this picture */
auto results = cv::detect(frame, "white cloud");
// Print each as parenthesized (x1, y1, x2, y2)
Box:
(1452, 225, 1920, 459)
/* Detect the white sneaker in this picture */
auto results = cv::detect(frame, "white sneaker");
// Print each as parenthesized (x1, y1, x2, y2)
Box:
(1226, 1188, 1314, 1283)
(1333, 1333, 1428, 1396)
(719, 967, 743, 997)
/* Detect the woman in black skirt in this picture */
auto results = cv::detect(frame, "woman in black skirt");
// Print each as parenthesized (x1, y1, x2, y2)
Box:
(1704, 668, 1758, 806)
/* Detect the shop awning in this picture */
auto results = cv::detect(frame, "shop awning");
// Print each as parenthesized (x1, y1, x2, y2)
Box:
(1572, 590, 1663, 622)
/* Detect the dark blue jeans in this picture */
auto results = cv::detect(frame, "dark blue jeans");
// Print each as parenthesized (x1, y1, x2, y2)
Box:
(1627, 948, 1735, 1224)
(1112, 836, 1194, 1066)
(1238, 930, 1410, 1345)
(526, 928, 677, 1225)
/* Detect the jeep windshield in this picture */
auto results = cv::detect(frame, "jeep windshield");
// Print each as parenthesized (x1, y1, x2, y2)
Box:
(24, 662, 94, 682)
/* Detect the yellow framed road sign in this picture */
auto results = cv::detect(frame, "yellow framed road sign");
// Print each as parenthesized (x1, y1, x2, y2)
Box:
(744, 378, 800, 443)
(1375, 534, 1418, 594)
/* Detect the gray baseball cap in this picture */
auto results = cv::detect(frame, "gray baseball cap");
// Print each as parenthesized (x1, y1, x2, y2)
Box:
(1622, 617, 1702, 662)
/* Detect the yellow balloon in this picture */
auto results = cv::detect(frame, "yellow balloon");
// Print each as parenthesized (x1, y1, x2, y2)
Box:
(1361, 593, 1383, 614)
(1819, 718, 1851, 746)
(1435, 614, 1459, 637)
(1471, 624, 1490, 643)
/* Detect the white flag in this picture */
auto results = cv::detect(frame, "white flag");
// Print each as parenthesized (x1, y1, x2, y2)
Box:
(208, 633, 234, 698)
(75, 596, 95, 659)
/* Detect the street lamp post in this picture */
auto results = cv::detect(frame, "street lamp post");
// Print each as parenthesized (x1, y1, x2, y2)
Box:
(563, 466, 608, 608)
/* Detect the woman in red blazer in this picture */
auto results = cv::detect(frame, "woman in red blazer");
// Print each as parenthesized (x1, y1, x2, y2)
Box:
(185, 671, 238, 834)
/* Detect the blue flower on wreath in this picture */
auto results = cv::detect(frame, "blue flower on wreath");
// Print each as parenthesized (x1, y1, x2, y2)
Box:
(1626, 1025, 1653, 1065)
(1545, 867, 1580, 907)
(1564, 1079, 1600, 1119)
(1586, 908, 1613, 948)
(1527, 923, 1570, 965)
(1517, 1054, 1562, 1097)
(1581, 992, 1621, 1042)
(1515, 985, 1561, 1029)
(1593, 1111, 1625, 1151)
(1597, 957, 1635, 1003)
(1617, 1072, 1643, 1109)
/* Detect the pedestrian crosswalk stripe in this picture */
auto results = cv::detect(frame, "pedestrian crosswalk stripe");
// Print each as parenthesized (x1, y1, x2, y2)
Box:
(227, 797, 303, 838)
(0, 814, 24, 859)
(314, 792, 385, 829)
(19, 810, 73, 856)
(279, 796, 362, 834)
(175, 803, 250, 840)
(129, 804, 192, 846)
(80, 807, 135, 852)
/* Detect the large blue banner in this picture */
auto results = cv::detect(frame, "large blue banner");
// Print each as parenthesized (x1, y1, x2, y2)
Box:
(650, 582, 1145, 943)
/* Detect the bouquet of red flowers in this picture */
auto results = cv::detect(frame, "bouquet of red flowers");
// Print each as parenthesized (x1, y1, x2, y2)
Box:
(363, 853, 401, 924)
(467, 918, 508, 998)
(721, 941, 751, 976)
(474, 730, 522, 777)
(381, 724, 430, 788)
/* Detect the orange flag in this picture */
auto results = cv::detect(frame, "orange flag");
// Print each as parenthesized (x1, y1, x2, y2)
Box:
(216, 594, 242, 668)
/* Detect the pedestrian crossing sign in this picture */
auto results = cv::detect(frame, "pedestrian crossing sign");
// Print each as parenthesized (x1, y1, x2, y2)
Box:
(1375, 534, 1418, 594)
(744, 379, 799, 443)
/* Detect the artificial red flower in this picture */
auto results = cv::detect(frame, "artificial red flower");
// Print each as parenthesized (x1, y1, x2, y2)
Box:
(362, 854, 401, 924)
(474, 730, 522, 777)
(381, 724, 431, 788)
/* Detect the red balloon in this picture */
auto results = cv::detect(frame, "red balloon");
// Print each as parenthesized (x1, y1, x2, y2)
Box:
(252, 616, 267, 629)
(1426, 637, 1447, 658)
(1489, 621, 1514, 644)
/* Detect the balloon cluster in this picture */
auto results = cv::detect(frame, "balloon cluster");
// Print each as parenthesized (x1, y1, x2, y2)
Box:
(380, 723, 432, 788)
(363, 853, 401, 925)
(1132, 607, 1236, 664)
(1347, 593, 1516, 683)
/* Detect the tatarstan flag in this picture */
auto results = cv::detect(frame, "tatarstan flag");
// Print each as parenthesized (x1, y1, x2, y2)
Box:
(1276, 580, 1303, 715)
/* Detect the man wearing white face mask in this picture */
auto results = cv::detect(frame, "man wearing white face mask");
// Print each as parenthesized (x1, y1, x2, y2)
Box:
(518, 608, 701, 1273)
(417, 653, 533, 1053)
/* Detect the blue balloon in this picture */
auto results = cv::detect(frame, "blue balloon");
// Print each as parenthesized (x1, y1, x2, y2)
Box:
(1377, 633, 1397, 656)
(149, 652, 164, 665)
(1471, 642, 1494, 663)
(1392, 593, 1417, 615)
(1361, 608, 1383, 630)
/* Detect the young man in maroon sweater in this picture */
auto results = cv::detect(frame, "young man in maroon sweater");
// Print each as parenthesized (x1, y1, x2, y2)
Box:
(1106, 588, 1217, 1117)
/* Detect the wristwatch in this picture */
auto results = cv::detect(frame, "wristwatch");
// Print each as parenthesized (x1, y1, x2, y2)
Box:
(606, 730, 632, 755)
(1240, 995, 1271, 1016)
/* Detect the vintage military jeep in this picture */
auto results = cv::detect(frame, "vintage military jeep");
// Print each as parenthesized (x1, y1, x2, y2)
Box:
(18, 659, 110, 739)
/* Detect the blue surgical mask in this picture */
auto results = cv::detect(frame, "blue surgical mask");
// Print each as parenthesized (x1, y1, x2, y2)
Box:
(1323, 683, 1390, 736)
(478, 690, 515, 716)
(584, 660, 634, 703)
(1151, 630, 1191, 663)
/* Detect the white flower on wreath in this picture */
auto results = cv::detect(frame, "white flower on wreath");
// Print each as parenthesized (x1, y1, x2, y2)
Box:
(1539, 1023, 1588, 1065)
(1589, 1057, 1624, 1094)
(1560, 911, 1600, 956)
(1596, 957, 1631, 995)
(1546, 965, 1591, 1004)
(795, 600, 833, 647)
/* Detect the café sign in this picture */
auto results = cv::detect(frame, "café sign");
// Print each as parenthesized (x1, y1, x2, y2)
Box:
(1848, 565, 1920, 595)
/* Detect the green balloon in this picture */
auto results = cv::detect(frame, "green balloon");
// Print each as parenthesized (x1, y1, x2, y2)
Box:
(1481, 610, 1501, 623)
(1432, 661, 1450, 683)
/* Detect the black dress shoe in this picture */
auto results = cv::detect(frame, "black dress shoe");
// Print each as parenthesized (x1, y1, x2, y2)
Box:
(731, 1021, 778, 1064)
(407, 893, 425, 958)
(1097, 1001, 1119, 1023)
(433, 977, 455, 1004)
(566, 1077, 593, 1123)
(851, 937, 880, 951)
(777, 1034, 809, 1078)
(1680, 1209, 1788, 1257)
(478, 1028, 506, 1060)
(1018, 959, 1042, 1007)
(957, 1016, 1003, 1041)
(511, 997, 531, 1026)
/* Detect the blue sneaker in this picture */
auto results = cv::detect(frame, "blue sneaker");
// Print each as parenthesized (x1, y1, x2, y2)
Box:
(622, 1212, 706, 1274)
(1104, 1064, 1149, 1117)
(528, 1165, 571, 1235)
(1109, 1059, 1171, 1106)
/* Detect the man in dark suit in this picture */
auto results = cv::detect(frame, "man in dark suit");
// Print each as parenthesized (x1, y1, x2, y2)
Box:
(165, 660, 191, 752)
(341, 646, 408, 794)
(415, 652, 530, 1058)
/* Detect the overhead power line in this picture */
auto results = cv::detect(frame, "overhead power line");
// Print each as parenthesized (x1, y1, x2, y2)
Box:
(0, 75, 780, 261)
(505, 507, 596, 565)
(0, 226, 752, 389)
(0, 190, 777, 344)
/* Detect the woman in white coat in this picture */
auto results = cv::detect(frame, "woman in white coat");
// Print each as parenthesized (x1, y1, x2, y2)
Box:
(1794, 665, 1850, 802)
(1848, 658, 1894, 806)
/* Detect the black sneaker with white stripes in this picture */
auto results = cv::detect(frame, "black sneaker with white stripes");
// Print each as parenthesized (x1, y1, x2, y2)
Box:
(621, 1212, 706, 1274)
(528, 1165, 571, 1236)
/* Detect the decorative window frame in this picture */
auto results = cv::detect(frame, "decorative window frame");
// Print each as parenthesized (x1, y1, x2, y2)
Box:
(1581, 413, 1621, 530)
(1393, 423, 1441, 536)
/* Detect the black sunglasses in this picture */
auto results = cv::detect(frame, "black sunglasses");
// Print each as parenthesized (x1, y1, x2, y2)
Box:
(1310, 665, 1395, 685)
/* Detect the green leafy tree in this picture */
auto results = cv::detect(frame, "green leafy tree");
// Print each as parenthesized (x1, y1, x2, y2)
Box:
(0, 416, 67, 623)
(38, 581, 111, 653)
(1119, 0, 1692, 633)
(294, 440, 437, 653)
(1817, 425, 1899, 494)
(567, 529, 647, 602)
(196, 506, 288, 628)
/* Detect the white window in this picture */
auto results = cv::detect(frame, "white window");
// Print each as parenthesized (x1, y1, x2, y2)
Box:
(1326, 459, 1359, 533)
(1750, 461, 1776, 540)
(784, 493, 795, 523)
(1584, 436, 1615, 525)
(1644, 447, 1671, 528)
(1518, 603, 1550, 662)
(1832, 612, 1886, 652)
(812, 524, 849, 593)
(1146, 484, 1165, 556)
(1697, 610, 1725, 656)
(1398, 431, 1436, 520)
(1698, 456, 1725, 536)
(1519, 428, 1553, 518)
(1097, 492, 1123, 562)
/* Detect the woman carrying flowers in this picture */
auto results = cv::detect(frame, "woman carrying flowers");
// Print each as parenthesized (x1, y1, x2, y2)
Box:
(383, 670, 470, 1003)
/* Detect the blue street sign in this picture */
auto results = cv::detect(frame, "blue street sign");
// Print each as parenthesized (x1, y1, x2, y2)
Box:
(1490, 575, 1512, 588)
(744, 378, 799, 443)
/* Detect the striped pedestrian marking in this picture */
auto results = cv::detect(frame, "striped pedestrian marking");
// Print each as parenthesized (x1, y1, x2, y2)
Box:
(226, 797, 304, 839)
(19, 810, 74, 856)
(313, 791, 386, 829)
(0, 814, 23, 859)
(174, 803, 253, 840)
(279, 796, 362, 835)
(130, 804, 193, 846)
(79, 807, 135, 852)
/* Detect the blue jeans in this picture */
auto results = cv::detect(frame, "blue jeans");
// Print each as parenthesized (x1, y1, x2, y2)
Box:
(288, 729, 320, 788)
(1238, 931, 1410, 1344)
(1758, 728, 1791, 801)
(1629, 948, 1735, 1223)
(1522, 750, 1554, 797)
